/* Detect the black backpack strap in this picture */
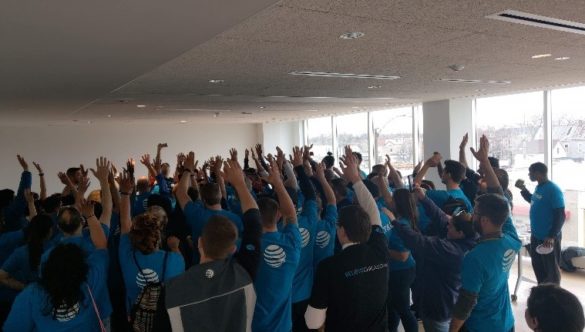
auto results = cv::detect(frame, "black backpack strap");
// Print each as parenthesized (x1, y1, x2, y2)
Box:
(133, 250, 145, 273)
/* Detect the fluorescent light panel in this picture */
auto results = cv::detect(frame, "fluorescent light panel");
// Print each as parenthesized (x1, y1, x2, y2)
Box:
(290, 71, 400, 80)
(486, 10, 585, 35)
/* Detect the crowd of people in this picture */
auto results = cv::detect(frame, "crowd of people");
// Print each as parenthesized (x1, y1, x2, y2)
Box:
(0, 135, 583, 332)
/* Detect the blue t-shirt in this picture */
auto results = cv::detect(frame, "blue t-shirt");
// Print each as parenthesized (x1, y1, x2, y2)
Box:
(426, 188, 473, 213)
(118, 234, 185, 311)
(0, 230, 25, 266)
(530, 181, 565, 240)
(460, 218, 521, 332)
(291, 199, 319, 303)
(183, 200, 243, 263)
(133, 192, 151, 217)
(1, 245, 46, 286)
(252, 223, 302, 332)
(3, 249, 109, 332)
(313, 205, 338, 268)
(387, 218, 416, 271)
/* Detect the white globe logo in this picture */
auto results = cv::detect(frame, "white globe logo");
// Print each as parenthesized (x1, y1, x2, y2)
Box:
(502, 249, 516, 271)
(300, 228, 311, 248)
(316, 231, 330, 248)
(55, 302, 80, 322)
(136, 268, 159, 288)
(264, 244, 286, 268)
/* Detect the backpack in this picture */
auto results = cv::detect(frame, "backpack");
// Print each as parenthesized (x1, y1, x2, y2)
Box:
(130, 250, 169, 332)
(442, 196, 468, 215)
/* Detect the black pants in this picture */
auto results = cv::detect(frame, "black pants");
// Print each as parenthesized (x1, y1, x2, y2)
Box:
(529, 236, 562, 285)
(387, 267, 418, 332)
(292, 299, 317, 332)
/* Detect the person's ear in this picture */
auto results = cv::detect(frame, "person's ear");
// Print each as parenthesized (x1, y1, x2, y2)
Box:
(198, 237, 205, 257)
(525, 309, 538, 330)
(230, 244, 237, 254)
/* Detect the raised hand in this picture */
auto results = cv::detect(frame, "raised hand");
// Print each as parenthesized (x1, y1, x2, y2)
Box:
(264, 157, 283, 186)
(117, 171, 134, 194)
(339, 146, 361, 183)
(17, 155, 29, 171)
(140, 154, 151, 167)
(184, 152, 196, 172)
(90, 157, 111, 183)
(426, 152, 442, 167)
(80, 164, 89, 178)
(385, 154, 392, 166)
(58, 172, 73, 186)
(460, 133, 469, 150)
(245, 148, 250, 160)
(78, 176, 91, 195)
(157, 143, 168, 151)
(303, 144, 313, 161)
(412, 185, 426, 201)
(32, 161, 43, 174)
(222, 159, 245, 186)
(292, 146, 303, 167)
(255, 144, 263, 159)
(315, 162, 326, 180)
(470, 135, 490, 162)
(229, 148, 238, 162)
(212, 155, 224, 175)
(125, 158, 135, 177)
(80, 199, 96, 218)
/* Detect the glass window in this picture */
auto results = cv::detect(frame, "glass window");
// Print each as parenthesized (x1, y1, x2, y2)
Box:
(371, 107, 414, 175)
(306, 116, 333, 162)
(336, 113, 369, 172)
(551, 86, 585, 192)
(475, 91, 544, 232)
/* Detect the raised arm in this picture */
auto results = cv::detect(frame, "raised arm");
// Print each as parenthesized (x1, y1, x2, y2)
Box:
(459, 133, 469, 169)
(470, 135, 500, 191)
(283, 159, 299, 190)
(265, 158, 297, 225)
(176, 152, 196, 210)
(315, 163, 336, 206)
(212, 156, 227, 200)
(374, 173, 393, 208)
(340, 146, 381, 226)
(25, 189, 36, 220)
(222, 157, 258, 213)
(81, 200, 107, 249)
(140, 154, 157, 180)
(108, 165, 121, 213)
(386, 155, 404, 189)
(413, 153, 441, 185)
(90, 157, 112, 227)
(32, 162, 46, 201)
(293, 146, 316, 201)
(118, 172, 134, 234)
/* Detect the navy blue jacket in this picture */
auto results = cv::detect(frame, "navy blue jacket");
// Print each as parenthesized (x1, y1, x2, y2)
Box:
(391, 196, 476, 321)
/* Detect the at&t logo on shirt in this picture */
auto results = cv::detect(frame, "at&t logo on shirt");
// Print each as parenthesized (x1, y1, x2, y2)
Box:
(502, 249, 515, 272)
(300, 228, 311, 248)
(316, 231, 330, 248)
(55, 302, 80, 322)
(264, 245, 286, 268)
(136, 269, 160, 287)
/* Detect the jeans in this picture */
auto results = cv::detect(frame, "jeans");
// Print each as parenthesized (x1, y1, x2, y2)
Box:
(387, 267, 418, 332)
(422, 318, 449, 332)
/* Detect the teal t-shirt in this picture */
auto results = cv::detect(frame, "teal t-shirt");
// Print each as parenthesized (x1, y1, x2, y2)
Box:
(460, 219, 521, 332)
(313, 204, 338, 268)
(253, 223, 302, 332)
(426, 188, 473, 213)
(387, 217, 416, 271)
(529, 181, 564, 240)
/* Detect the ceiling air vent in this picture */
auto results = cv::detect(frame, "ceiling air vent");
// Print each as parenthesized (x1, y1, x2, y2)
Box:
(438, 78, 511, 85)
(486, 10, 585, 35)
(289, 71, 400, 80)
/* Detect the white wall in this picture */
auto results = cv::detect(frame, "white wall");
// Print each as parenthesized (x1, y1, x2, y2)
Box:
(0, 123, 260, 194)
(260, 121, 303, 155)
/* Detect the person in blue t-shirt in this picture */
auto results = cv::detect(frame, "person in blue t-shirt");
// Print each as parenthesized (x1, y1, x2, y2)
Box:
(517, 162, 565, 285)
(252, 158, 302, 332)
(312, 163, 338, 269)
(450, 135, 521, 332)
(414, 154, 473, 215)
(117, 173, 185, 312)
(383, 188, 418, 332)
(176, 157, 243, 265)
(0, 214, 53, 292)
(3, 196, 111, 332)
(289, 147, 321, 332)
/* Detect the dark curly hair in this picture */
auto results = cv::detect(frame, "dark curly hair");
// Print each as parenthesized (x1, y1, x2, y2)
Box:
(40, 243, 88, 319)
(25, 214, 53, 270)
(129, 213, 161, 254)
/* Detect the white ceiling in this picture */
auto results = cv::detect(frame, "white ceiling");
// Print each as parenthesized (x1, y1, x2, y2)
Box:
(3, 0, 585, 126)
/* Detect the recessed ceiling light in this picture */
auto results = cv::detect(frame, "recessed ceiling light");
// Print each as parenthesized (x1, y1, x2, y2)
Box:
(107, 114, 112, 118)
(241, 112, 253, 115)
(555, 56, 571, 61)
(259, 106, 265, 109)
(531, 54, 552, 59)
(289, 71, 400, 80)
(209, 79, 225, 84)
(339, 32, 365, 40)
(303, 109, 319, 112)
(179, 120, 188, 124)
(368, 85, 382, 89)
(438, 78, 511, 85)
(137, 104, 147, 108)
